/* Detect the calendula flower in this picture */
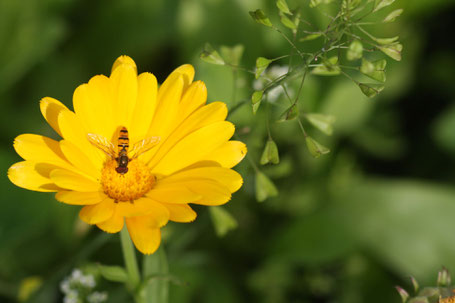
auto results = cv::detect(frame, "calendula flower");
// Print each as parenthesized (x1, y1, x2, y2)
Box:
(8, 56, 246, 254)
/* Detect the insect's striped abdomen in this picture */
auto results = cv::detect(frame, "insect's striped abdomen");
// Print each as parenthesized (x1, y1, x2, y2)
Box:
(118, 127, 129, 153)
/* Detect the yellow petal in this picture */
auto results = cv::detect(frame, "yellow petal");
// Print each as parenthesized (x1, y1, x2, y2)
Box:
(40, 97, 69, 137)
(148, 74, 184, 139)
(146, 185, 201, 204)
(205, 141, 247, 168)
(162, 203, 197, 223)
(59, 140, 100, 180)
(55, 191, 107, 205)
(111, 55, 137, 74)
(146, 102, 227, 166)
(168, 179, 232, 206)
(152, 121, 235, 175)
(160, 64, 194, 95)
(116, 198, 169, 227)
(97, 208, 124, 233)
(176, 81, 207, 121)
(159, 166, 243, 193)
(129, 72, 158, 143)
(58, 109, 104, 170)
(126, 216, 162, 254)
(50, 169, 100, 192)
(14, 134, 72, 169)
(73, 75, 116, 139)
(110, 63, 138, 129)
(8, 161, 61, 192)
(79, 198, 115, 224)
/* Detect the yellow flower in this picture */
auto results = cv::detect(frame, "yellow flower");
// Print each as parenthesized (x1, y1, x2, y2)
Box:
(8, 56, 246, 254)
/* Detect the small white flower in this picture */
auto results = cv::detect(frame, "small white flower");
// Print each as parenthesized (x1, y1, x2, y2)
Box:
(63, 290, 79, 303)
(60, 279, 71, 294)
(71, 269, 83, 281)
(80, 275, 96, 288)
(87, 291, 108, 303)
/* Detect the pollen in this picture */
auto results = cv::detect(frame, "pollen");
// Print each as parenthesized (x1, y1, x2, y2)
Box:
(101, 159, 155, 202)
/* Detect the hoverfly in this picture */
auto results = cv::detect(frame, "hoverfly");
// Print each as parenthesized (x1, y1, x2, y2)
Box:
(87, 127, 160, 174)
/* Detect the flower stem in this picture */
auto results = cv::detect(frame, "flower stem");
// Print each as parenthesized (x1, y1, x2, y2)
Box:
(143, 245, 169, 303)
(120, 226, 141, 294)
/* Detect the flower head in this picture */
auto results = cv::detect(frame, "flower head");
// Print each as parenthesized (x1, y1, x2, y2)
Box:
(8, 56, 246, 254)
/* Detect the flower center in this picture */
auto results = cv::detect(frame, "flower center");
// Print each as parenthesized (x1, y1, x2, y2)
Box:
(101, 159, 155, 202)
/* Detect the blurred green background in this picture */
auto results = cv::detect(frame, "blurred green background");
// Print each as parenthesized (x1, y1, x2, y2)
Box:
(1, 0, 455, 302)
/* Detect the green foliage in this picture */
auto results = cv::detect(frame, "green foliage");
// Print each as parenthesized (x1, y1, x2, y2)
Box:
(347, 40, 364, 61)
(279, 104, 299, 121)
(260, 139, 280, 165)
(98, 265, 128, 283)
(359, 83, 385, 97)
(304, 113, 336, 136)
(276, 0, 292, 15)
(220, 45, 244, 66)
(209, 206, 238, 237)
(255, 57, 272, 79)
(305, 136, 330, 158)
(203, 0, 403, 158)
(397, 268, 455, 303)
(200, 43, 225, 65)
(255, 171, 278, 202)
(249, 9, 273, 27)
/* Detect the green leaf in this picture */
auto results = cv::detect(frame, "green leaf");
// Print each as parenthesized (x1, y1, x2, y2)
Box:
(395, 286, 410, 303)
(347, 40, 363, 61)
(310, 0, 336, 8)
(249, 9, 273, 27)
(276, 0, 292, 15)
(253, 100, 262, 114)
(98, 264, 128, 283)
(299, 33, 322, 42)
(378, 43, 403, 61)
(305, 113, 336, 136)
(252, 90, 263, 105)
(360, 59, 386, 82)
(373, 0, 395, 12)
(260, 139, 280, 165)
(437, 267, 451, 287)
(200, 43, 225, 65)
(280, 13, 297, 30)
(252, 90, 263, 114)
(220, 44, 244, 66)
(373, 36, 399, 45)
(305, 136, 330, 158)
(292, 10, 301, 30)
(279, 104, 299, 121)
(358, 83, 385, 97)
(255, 171, 278, 202)
(383, 8, 403, 22)
(311, 56, 341, 76)
(374, 58, 387, 70)
(410, 276, 419, 293)
(342, 0, 362, 10)
(209, 206, 238, 237)
(255, 57, 272, 79)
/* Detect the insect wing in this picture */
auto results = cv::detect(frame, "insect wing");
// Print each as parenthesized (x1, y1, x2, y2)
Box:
(129, 136, 160, 159)
(87, 133, 116, 159)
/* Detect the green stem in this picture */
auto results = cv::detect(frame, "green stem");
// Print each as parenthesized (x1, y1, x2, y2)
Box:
(120, 227, 141, 294)
(143, 245, 169, 303)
